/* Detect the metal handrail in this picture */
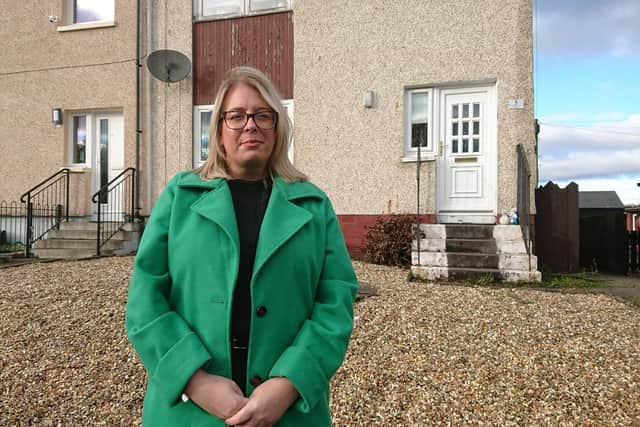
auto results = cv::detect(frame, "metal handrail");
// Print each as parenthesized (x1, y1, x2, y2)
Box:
(516, 144, 532, 262)
(20, 168, 70, 257)
(91, 167, 136, 256)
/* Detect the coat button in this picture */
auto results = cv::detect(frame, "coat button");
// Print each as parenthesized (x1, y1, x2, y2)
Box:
(256, 305, 267, 317)
(250, 375, 263, 387)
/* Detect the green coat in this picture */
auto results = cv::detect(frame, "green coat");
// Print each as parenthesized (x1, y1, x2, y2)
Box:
(125, 171, 358, 426)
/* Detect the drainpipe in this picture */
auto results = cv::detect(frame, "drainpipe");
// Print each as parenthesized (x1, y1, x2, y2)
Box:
(135, 0, 141, 218)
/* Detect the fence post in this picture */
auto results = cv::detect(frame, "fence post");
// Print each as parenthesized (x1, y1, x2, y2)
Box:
(96, 194, 102, 257)
(65, 169, 70, 221)
(25, 195, 33, 257)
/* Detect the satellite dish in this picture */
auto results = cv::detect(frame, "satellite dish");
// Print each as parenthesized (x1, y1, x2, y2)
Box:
(147, 49, 192, 83)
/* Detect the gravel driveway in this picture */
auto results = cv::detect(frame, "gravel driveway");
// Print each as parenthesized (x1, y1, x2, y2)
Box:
(1, 257, 639, 426)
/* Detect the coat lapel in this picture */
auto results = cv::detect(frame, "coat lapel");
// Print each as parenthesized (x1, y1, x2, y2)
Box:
(253, 179, 312, 278)
(188, 179, 240, 253)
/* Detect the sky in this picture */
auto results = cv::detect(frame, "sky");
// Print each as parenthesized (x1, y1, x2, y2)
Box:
(534, 0, 640, 205)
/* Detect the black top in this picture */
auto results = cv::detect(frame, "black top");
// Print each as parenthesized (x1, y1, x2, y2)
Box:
(227, 178, 272, 393)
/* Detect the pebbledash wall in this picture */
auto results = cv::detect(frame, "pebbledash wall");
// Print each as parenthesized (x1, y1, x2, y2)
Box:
(293, 0, 537, 258)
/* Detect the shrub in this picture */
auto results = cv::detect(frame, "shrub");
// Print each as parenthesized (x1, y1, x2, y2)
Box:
(365, 214, 416, 266)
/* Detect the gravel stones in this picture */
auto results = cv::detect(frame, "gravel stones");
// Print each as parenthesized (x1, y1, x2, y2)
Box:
(1, 257, 639, 425)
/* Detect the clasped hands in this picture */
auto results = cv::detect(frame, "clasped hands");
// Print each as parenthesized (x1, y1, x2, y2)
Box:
(184, 369, 299, 427)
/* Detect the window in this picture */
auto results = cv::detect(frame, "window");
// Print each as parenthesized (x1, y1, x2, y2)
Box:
(195, 0, 292, 20)
(68, 0, 114, 25)
(71, 115, 90, 165)
(193, 100, 294, 166)
(194, 106, 213, 166)
(404, 89, 433, 157)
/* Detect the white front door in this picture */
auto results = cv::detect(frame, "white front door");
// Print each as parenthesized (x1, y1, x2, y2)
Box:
(92, 113, 124, 218)
(436, 86, 496, 223)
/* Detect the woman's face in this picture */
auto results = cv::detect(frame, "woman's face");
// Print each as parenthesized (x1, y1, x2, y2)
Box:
(220, 83, 276, 180)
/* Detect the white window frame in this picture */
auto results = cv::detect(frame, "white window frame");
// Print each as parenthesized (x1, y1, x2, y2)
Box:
(193, 105, 214, 167)
(403, 88, 435, 160)
(68, 113, 94, 167)
(193, 100, 294, 167)
(194, 0, 292, 21)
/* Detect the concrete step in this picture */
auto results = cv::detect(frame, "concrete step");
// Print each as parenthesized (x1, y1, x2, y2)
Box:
(58, 221, 143, 232)
(414, 252, 499, 269)
(443, 224, 494, 239)
(33, 238, 122, 250)
(445, 238, 497, 254)
(47, 229, 138, 240)
(411, 265, 542, 283)
(32, 248, 101, 259)
(447, 253, 499, 268)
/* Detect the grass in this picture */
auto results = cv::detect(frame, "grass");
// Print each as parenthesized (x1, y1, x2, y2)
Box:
(540, 272, 609, 289)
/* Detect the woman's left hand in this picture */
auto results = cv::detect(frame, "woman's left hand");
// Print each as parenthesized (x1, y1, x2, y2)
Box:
(224, 377, 299, 427)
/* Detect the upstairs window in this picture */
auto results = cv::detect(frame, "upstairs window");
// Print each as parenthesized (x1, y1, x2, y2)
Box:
(195, 0, 292, 20)
(70, 0, 114, 24)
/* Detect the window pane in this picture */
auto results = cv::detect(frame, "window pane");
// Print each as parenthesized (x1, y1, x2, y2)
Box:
(202, 0, 242, 16)
(462, 122, 469, 136)
(473, 138, 480, 152)
(411, 123, 428, 148)
(452, 104, 459, 119)
(452, 122, 458, 136)
(75, 0, 114, 23)
(452, 139, 458, 153)
(99, 119, 109, 203)
(411, 92, 428, 124)
(473, 121, 480, 135)
(473, 103, 480, 117)
(200, 111, 212, 162)
(462, 138, 469, 152)
(462, 103, 469, 118)
(73, 116, 87, 164)
(249, 0, 289, 12)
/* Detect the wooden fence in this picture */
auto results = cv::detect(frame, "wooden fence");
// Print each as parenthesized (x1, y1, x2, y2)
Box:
(630, 230, 640, 272)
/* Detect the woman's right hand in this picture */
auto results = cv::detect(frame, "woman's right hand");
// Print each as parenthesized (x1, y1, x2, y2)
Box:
(184, 369, 249, 419)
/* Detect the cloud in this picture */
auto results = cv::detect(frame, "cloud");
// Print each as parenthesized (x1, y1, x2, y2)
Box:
(539, 148, 640, 181)
(538, 114, 640, 183)
(535, 0, 640, 58)
(538, 115, 640, 157)
(549, 176, 640, 205)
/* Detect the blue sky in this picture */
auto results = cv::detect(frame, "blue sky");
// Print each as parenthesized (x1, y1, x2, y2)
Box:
(534, 0, 640, 205)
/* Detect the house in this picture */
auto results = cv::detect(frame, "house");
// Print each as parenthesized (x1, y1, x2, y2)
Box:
(625, 206, 640, 232)
(293, 1, 540, 281)
(1, 0, 541, 282)
(579, 191, 628, 274)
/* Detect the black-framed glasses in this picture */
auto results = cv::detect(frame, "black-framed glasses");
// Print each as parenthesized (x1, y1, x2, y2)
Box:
(221, 110, 278, 130)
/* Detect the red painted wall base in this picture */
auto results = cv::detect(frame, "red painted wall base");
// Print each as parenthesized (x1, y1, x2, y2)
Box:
(337, 214, 436, 260)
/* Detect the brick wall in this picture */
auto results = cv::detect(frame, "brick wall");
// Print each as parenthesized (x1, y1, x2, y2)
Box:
(337, 214, 436, 260)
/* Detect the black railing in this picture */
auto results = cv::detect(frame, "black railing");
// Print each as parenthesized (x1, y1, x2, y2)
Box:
(20, 169, 70, 257)
(0, 201, 26, 253)
(92, 168, 135, 256)
(516, 144, 532, 259)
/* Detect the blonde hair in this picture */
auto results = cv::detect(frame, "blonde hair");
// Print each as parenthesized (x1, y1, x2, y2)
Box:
(196, 66, 307, 182)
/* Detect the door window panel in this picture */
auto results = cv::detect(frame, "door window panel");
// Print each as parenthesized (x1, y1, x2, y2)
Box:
(99, 119, 109, 203)
(451, 103, 481, 154)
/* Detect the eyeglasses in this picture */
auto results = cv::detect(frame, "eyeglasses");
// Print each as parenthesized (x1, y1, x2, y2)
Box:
(221, 110, 278, 130)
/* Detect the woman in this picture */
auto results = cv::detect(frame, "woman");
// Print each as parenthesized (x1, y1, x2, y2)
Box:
(125, 66, 358, 427)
